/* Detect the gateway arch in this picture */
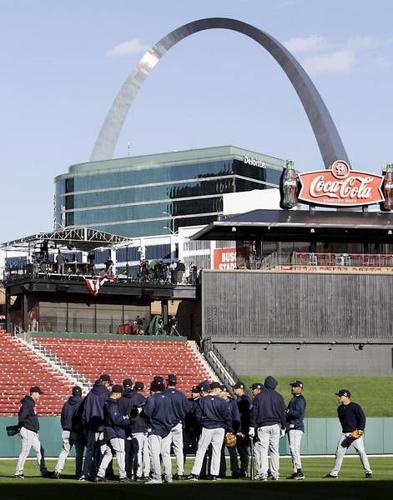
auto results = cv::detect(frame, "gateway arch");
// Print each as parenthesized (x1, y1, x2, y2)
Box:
(90, 17, 349, 169)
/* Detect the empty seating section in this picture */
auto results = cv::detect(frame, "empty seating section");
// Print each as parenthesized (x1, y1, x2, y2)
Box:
(0, 330, 73, 416)
(36, 337, 210, 394)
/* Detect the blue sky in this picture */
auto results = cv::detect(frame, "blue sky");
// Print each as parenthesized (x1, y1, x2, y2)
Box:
(1, 0, 392, 241)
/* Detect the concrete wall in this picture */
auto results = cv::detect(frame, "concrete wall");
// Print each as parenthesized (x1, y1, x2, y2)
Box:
(1, 417, 393, 456)
(216, 342, 393, 376)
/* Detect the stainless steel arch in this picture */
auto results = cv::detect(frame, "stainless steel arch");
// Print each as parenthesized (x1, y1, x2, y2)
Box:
(91, 17, 349, 168)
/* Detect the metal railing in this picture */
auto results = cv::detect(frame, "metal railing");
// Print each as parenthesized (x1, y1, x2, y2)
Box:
(201, 337, 241, 394)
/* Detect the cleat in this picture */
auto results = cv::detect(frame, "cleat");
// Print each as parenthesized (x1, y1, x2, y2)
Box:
(295, 472, 305, 480)
(211, 476, 221, 481)
(14, 474, 24, 479)
(365, 472, 372, 479)
(41, 470, 54, 478)
(325, 473, 337, 478)
(144, 478, 162, 484)
(269, 476, 279, 480)
(95, 476, 106, 483)
(188, 474, 199, 481)
(173, 474, 184, 480)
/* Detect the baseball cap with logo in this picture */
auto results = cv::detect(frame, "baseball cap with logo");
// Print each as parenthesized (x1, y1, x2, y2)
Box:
(199, 380, 211, 392)
(29, 386, 43, 395)
(290, 380, 304, 388)
(134, 381, 144, 391)
(111, 385, 123, 394)
(335, 389, 351, 398)
(72, 386, 82, 397)
(123, 378, 133, 388)
(250, 383, 262, 390)
(233, 382, 245, 390)
(167, 374, 177, 385)
(191, 385, 200, 394)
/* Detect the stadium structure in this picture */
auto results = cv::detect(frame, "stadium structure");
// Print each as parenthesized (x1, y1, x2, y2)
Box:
(1, 18, 393, 462)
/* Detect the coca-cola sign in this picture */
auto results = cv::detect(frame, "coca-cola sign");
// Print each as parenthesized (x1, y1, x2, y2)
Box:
(298, 160, 384, 207)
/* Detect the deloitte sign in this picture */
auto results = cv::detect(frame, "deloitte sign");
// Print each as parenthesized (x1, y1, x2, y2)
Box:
(243, 155, 266, 168)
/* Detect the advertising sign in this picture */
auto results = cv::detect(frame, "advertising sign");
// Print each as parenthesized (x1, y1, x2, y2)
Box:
(213, 248, 237, 270)
(298, 160, 384, 207)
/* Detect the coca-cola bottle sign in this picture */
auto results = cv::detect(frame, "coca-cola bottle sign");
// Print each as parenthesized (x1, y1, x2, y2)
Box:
(298, 160, 384, 207)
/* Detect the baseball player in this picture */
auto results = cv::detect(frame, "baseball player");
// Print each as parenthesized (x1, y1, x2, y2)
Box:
(128, 381, 150, 480)
(15, 386, 51, 479)
(233, 381, 253, 478)
(143, 378, 175, 484)
(81, 374, 111, 480)
(118, 378, 134, 479)
(326, 389, 372, 479)
(249, 376, 286, 480)
(249, 382, 263, 477)
(183, 385, 201, 463)
(54, 386, 85, 479)
(286, 380, 306, 480)
(189, 381, 232, 481)
(165, 373, 192, 480)
(220, 387, 241, 478)
(96, 385, 130, 482)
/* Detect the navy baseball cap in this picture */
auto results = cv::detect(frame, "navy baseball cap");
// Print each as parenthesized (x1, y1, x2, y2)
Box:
(336, 389, 351, 398)
(233, 382, 245, 390)
(191, 385, 200, 394)
(123, 378, 133, 388)
(99, 374, 111, 382)
(29, 386, 43, 395)
(199, 380, 211, 392)
(153, 376, 164, 385)
(134, 381, 144, 391)
(210, 381, 222, 391)
(290, 380, 304, 388)
(167, 374, 177, 385)
(111, 385, 123, 394)
(250, 383, 262, 390)
(72, 386, 82, 396)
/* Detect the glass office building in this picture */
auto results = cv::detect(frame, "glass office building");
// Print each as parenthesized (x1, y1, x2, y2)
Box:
(55, 146, 285, 238)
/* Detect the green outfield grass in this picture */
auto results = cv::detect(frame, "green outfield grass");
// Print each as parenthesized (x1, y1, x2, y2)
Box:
(241, 376, 393, 417)
(0, 458, 392, 500)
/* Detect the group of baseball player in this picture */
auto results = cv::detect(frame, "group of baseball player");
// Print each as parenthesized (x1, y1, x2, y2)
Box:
(13, 374, 372, 482)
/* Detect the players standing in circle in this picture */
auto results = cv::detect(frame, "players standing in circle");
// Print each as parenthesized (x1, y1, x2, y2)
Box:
(249, 376, 286, 481)
(54, 386, 85, 479)
(326, 389, 372, 479)
(189, 382, 232, 481)
(165, 374, 192, 480)
(15, 386, 51, 479)
(95, 385, 130, 482)
(286, 380, 306, 480)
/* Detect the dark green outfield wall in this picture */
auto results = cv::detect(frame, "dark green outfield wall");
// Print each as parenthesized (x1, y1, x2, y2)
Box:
(1, 417, 393, 457)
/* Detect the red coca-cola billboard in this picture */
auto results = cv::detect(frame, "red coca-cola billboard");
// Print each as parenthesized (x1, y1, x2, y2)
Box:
(298, 160, 384, 207)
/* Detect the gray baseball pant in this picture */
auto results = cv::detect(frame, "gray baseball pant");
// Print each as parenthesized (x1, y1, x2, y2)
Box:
(97, 437, 127, 479)
(170, 422, 184, 475)
(132, 432, 150, 478)
(148, 433, 172, 481)
(288, 429, 303, 472)
(255, 424, 280, 479)
(330, 434, 372, 476)
(15, 427, 46, 475)
(191, 427, 225, 477)
(55, 430, 85, 477)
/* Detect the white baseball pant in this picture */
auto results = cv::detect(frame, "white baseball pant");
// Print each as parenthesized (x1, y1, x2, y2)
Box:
(97, 437, 126, 479)
(255, 424, 281, 479)
(191, 427, 225, 477)
(170, 422, 184, 475)
(148, 433, 172, 482)
(132, 432, 150, 478)
(330, 434, 372, 476)
(15, 427, 44, 475)
(288, 429, 303, 472)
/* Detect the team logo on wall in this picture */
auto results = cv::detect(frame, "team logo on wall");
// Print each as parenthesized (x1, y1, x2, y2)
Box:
(298, 160, 384, 207)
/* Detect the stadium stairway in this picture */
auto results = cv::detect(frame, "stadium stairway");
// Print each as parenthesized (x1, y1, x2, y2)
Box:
(34, 335, 215, 395)
(0, 330, 74, 416)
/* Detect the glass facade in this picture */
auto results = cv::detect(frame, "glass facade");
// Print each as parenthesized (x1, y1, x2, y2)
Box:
(55, 146, 284, 238)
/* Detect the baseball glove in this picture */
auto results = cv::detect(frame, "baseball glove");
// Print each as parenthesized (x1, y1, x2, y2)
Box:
(224, 432, 237, 447)
(349, 429, 364, 440)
